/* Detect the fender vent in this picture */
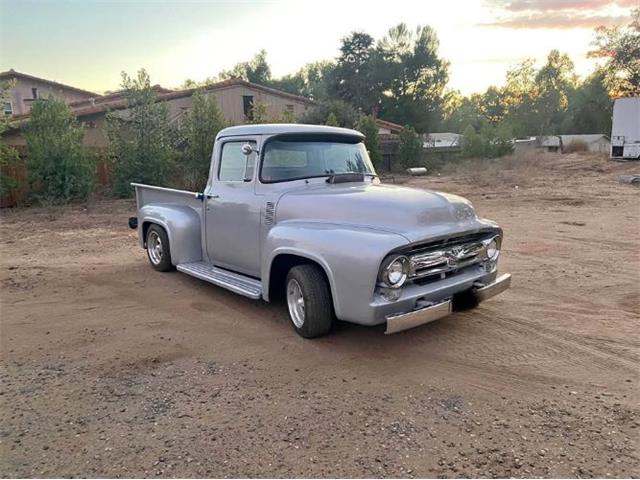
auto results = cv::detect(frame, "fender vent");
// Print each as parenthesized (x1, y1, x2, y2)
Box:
(264, 201, 276, 225)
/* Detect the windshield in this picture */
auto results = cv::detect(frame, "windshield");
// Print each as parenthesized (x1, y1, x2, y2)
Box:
(260, 139, 376, 183)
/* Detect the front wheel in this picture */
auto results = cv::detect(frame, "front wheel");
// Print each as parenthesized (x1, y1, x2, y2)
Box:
(146, 225, 174, 272)
(286, 264, 334, 338)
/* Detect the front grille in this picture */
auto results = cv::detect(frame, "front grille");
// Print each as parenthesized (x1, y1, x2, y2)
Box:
(407, 230, 496, 281)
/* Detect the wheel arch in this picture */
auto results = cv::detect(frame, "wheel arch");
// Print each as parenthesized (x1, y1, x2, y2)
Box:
(265, 250, 337, 312)
(138, 205, 202, 265)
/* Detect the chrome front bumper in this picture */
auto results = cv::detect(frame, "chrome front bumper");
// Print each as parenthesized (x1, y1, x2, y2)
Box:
(385, 273, 512, 334)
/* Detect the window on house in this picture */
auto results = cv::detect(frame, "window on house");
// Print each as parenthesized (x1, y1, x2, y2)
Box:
(285, 104, 294, 112)
(242, 95, 254, 119)
(218, 141, 257, 182)
(3, 102, 12, 116)
(32, 87, 38, 99)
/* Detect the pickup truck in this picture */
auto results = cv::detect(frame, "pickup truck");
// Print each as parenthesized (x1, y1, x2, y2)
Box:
(129, 124, 511, 338)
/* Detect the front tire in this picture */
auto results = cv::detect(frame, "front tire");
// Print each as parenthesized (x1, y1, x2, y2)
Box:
(286, 264, 334, 338)
(146, 225, 174, 272)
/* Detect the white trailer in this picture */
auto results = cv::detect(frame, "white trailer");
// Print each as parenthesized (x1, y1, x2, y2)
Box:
(611, 97, 640, 160)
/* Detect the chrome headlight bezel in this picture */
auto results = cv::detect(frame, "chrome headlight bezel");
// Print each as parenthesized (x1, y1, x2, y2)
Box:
(378, 255, 410, 289)
(483, 235, 502, 261)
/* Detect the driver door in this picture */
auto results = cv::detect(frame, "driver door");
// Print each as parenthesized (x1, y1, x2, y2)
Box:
(205, 139, 261, 277)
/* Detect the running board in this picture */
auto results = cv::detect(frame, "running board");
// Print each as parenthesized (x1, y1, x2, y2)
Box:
(176, 262, 262, 299)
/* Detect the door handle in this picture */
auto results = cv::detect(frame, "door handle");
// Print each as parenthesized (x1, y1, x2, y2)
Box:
(207, 194, 220, 199)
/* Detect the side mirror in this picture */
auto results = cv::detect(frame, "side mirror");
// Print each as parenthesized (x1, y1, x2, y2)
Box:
(241, 143, 255, 156)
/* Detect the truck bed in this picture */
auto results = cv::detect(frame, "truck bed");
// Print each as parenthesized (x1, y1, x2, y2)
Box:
(132, 183, 203, 212)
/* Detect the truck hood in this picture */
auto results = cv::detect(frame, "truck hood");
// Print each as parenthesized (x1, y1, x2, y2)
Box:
(275, 182, 493, 243)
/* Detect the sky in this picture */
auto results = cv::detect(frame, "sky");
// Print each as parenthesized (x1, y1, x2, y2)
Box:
(0, 0, 635, 95)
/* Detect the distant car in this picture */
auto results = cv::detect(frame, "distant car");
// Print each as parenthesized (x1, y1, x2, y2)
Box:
(129, 124, 511, 338)
(611, 97, 640, 160)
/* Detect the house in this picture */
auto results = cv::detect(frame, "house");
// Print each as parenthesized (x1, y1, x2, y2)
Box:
(539, 135, 562, 153)
(559, 134, 610, 154)
(423, 132, 464, 152)
(3, 74, 404, 151)
(0, 69, 99, 116)
(376, 118, 403, 135)
(3, 77, 316, 149)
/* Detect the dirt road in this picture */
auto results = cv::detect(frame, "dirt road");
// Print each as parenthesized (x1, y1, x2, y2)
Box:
(1, 153, 638, 478)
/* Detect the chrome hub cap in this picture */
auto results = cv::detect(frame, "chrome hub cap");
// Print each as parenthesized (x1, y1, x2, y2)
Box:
(287, 279, 305, 328)
(147, 231, 163, 265)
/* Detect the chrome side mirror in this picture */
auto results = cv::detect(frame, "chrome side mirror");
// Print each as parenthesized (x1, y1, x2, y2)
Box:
(241, 143, 255, 156)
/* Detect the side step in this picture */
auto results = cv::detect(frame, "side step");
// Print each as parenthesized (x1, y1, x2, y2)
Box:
(176, 262, 262, 299)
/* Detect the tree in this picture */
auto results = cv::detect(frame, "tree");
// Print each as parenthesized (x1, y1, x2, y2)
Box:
(562, 69, 612, 134)
(0, 79, 21, 199)
(532, 50, 576, 135)
(325, 112, 339, 126)
(356, 115, 382, 169)
(375, 24, 449, 132)
(107, 69, 174, 197)
(270, 61, 334, 100)
(299, 100, 360, 128)
(219, 50, 272, 85)
(328, 32, 379, 113)
(398, 126, 423, 168)
(589, 8, 640, 96)
(179, 90, 226, 190)
(25, 97, 93, 202)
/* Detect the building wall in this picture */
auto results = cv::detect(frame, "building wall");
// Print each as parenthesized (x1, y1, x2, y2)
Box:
(5, 77, 96, 115)
(164, 84, 311, 125)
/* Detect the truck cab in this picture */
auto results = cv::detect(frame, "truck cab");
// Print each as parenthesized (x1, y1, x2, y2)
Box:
(131, 124, 511, 338)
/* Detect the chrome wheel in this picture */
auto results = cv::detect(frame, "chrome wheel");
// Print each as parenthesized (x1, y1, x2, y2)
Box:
(287, 278, 305, 328)
(147, 230, 163, 265)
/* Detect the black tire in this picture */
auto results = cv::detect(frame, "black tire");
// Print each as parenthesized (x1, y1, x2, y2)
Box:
(285, 264, 334, 338)
(146, 224, 174, 272)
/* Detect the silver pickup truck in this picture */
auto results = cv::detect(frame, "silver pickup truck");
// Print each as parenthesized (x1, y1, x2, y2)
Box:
(129, 124, 511, 338)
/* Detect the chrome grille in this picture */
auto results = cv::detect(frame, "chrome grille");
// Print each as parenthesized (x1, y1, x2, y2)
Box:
(408, 231, 495, 280)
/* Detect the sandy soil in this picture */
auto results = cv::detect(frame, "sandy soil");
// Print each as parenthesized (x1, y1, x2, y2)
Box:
(1, 153, 638, 478)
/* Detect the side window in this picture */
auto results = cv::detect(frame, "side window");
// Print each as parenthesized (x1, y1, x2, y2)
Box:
(218, 141, 257, 182)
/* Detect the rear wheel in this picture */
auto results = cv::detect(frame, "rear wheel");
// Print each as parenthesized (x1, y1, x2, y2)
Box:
(146, 225, 174, 272)
(286, 264, 333, 338)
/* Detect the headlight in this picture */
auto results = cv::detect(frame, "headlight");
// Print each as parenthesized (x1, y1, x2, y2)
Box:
(484, 236, 501, 261)
(379, 255, 410, 289)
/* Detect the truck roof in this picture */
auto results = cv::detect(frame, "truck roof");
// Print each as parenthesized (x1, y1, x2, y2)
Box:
(216, 123, 365, 140)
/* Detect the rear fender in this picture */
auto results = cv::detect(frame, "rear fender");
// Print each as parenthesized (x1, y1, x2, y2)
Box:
(139, 205, 202, 265)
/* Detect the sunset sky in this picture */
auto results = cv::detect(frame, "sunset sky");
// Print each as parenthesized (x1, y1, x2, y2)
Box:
(0, 0, 635, 95)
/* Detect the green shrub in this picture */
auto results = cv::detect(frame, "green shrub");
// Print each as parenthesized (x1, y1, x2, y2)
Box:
(179, 90, 226, 190)
(357, 115, 383, 169)
(398, 125, 423, 168)
(24, 98, 93, 203)
(107, 69, 174, 197)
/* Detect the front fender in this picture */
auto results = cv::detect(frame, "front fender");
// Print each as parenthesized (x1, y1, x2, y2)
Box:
(262, 221, 408, 321)
(139, 205, 202, 265)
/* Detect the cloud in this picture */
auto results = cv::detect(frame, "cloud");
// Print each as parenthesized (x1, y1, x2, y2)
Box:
(483, 0, 635, 29)
(486, 13, 631, 29)
(497, 0, 636, 12)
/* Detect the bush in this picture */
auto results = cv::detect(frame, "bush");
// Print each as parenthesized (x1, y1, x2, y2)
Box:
(398, 126, 423, 168)
(107, 69, 174, 197)
(563, 140, 589, 153)
(24, 98, 93, 203)
(179, 90, 226, 190)
(356, 115, 383, 169)
(299, 99, 359, 128)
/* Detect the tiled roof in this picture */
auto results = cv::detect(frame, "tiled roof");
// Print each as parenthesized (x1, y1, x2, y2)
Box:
(0, 69, 100, 97)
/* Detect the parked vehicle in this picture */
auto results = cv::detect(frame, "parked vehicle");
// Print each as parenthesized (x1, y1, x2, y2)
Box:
(611, 97, 640, 160)
(129, 124, 511, 338)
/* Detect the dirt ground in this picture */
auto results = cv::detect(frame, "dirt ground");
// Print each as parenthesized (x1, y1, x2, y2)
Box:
(1, 153, 638, 478)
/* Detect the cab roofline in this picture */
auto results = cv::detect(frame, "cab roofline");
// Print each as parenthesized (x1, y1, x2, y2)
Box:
(216, 123, 365, 140)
